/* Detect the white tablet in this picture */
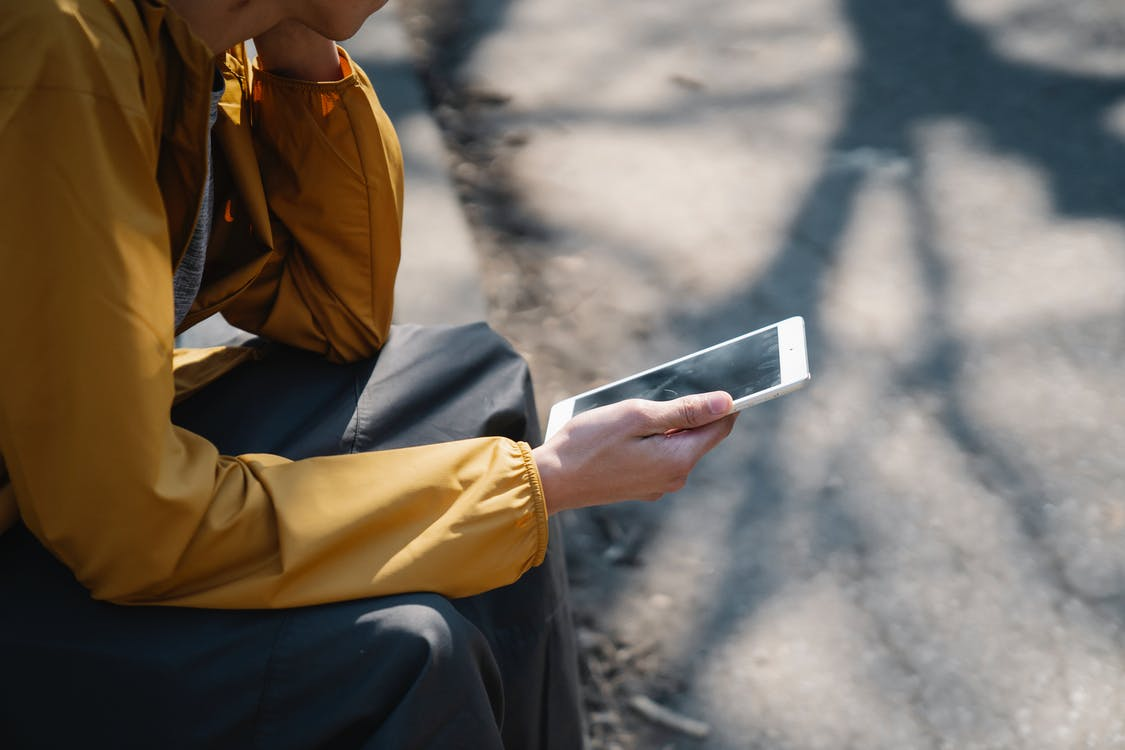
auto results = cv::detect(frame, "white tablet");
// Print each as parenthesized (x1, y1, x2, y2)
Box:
(544, 316, 810, 440)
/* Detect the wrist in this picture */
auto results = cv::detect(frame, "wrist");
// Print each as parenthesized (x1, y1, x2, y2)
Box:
(254, 21, 343, 81)
(531, 444, 566, 516)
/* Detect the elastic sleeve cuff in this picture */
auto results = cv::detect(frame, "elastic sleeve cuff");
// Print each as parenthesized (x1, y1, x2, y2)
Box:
(517, 441, 550, 567)
(251, 47, 361, 91)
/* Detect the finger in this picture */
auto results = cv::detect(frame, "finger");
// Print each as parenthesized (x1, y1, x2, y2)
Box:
(636, 417, 734, 497)
(661, 412, 738, 459)
(643, 391, 733, 433)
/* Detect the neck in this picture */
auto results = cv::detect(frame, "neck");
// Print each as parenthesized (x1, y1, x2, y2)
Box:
(165, 0, 279, 54)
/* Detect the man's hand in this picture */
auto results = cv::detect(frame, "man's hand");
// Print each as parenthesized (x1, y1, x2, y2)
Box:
(254, 20, 343, 82)
(531, 392, 738, 515)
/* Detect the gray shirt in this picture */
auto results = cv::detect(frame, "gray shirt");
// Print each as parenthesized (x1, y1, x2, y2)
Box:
(173, 73, 225, 328)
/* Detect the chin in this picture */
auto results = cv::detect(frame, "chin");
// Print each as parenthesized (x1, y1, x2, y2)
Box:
(321, 13, 386, 41)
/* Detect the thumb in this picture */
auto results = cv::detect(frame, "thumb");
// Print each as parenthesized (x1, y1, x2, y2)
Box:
(650, 391, 733, 432)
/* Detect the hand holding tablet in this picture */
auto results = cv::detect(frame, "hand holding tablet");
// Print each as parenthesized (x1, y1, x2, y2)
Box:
(532, 317, 811, 514)
(544, 316, 810, 439)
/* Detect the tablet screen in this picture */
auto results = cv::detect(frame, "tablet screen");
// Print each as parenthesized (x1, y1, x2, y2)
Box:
(572, 327, 781, 415)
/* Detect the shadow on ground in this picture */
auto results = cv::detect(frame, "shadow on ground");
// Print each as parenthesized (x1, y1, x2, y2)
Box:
(400, 0, 1125, 745)
(591, 0, 1125, 743)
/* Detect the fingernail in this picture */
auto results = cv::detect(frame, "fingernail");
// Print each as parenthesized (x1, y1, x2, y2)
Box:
(708, 393, 730, 415)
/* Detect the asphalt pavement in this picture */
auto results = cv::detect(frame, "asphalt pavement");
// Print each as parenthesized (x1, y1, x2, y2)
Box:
(374, 0, 1125, 747)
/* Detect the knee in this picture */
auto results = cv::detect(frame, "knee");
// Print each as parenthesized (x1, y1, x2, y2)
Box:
(255, 594, 507, 748)
(376, 594, 482, 662)
(462, 322, 530, 377)
(360, 594, 502, 700)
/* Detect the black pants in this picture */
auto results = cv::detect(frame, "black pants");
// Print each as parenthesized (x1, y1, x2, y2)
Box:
(0, 323, 583, 748)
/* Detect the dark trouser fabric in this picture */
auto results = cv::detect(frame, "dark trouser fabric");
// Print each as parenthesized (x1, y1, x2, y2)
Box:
(0, 323, 583, 749)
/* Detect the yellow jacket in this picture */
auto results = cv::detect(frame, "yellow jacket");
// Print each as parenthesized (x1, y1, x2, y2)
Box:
(0, 0, 548, 607)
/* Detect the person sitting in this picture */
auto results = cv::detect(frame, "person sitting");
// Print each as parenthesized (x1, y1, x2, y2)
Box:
(0, 0, 738, 746)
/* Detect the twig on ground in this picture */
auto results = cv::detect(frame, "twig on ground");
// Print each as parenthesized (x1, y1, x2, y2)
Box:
(627, 694, 711, 740)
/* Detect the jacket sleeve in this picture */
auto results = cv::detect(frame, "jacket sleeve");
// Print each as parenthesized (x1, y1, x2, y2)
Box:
(217, 48, 404, 363)
(0, 20, 548, 608)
